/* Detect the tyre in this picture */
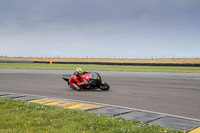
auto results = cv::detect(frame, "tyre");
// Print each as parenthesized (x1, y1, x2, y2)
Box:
(100, 82, 110, 91)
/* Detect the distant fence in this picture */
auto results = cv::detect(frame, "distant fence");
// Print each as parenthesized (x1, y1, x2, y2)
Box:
(0, 60, 34, 63)
(1, 60, 200, 67)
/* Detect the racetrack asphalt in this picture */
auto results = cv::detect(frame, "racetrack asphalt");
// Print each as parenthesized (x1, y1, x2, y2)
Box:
(0, 69, 200, 120)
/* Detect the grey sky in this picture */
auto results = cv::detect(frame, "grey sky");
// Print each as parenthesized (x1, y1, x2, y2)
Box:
(0, 0, 200, 58)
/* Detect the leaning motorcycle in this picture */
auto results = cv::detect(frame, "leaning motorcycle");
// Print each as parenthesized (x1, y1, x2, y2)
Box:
(62, 71, 110, 91)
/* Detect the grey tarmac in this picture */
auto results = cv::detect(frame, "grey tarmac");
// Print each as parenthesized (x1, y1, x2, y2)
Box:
(0, 69, 200, 128)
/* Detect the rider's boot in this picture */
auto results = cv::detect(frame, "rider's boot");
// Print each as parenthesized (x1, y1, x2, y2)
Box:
(77, 86, 82, 91)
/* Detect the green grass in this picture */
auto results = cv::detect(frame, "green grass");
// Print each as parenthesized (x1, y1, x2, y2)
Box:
(0, 63, 200, 73)
(0, 97, 182, 133)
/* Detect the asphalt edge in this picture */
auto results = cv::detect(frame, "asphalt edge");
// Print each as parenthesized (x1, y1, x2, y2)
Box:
(1, 91, 200, 132)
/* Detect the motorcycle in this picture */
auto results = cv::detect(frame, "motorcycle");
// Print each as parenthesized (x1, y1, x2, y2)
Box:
(62, 71, 110, 91)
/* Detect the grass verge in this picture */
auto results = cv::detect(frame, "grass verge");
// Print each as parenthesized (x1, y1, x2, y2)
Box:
(0, 97, 182, 133)
(0, 63, 200, 73)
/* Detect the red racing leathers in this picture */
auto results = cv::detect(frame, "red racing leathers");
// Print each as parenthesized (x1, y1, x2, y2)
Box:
(69, 71, 89, 89)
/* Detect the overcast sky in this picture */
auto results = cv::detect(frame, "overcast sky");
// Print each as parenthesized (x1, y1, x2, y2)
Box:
(0, 0, 200, 58)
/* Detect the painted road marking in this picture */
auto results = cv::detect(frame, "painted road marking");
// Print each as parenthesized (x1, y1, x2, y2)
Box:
(29, 98, 105, 111)
(64, 103, 105, 111)
(45, 100, 81, 107)
(189, 127, 200, 133)
(28, 98, 63, 104)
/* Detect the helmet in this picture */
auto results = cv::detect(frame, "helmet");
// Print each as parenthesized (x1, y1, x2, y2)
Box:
(75, 67, 83, 76)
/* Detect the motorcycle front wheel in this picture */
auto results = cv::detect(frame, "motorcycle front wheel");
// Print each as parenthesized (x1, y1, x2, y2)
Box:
(99, 82, 110, 91)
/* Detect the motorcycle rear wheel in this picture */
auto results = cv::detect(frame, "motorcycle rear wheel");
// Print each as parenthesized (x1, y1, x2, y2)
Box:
(100, 82, 110, 91)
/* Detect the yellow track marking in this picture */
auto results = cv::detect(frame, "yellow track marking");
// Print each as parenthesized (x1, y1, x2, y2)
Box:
(47, 101, 81, 107)
(28, 98, 63, 104)
(29, 98, 105, 110)
(64, 103, 105, 110)
(189, 127, 200, 133)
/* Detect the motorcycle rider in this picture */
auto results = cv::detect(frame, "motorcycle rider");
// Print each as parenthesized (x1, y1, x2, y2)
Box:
(69, 67, 89, 91)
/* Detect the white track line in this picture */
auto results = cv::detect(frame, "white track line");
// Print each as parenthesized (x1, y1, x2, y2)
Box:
(2, 91, 200, 122)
